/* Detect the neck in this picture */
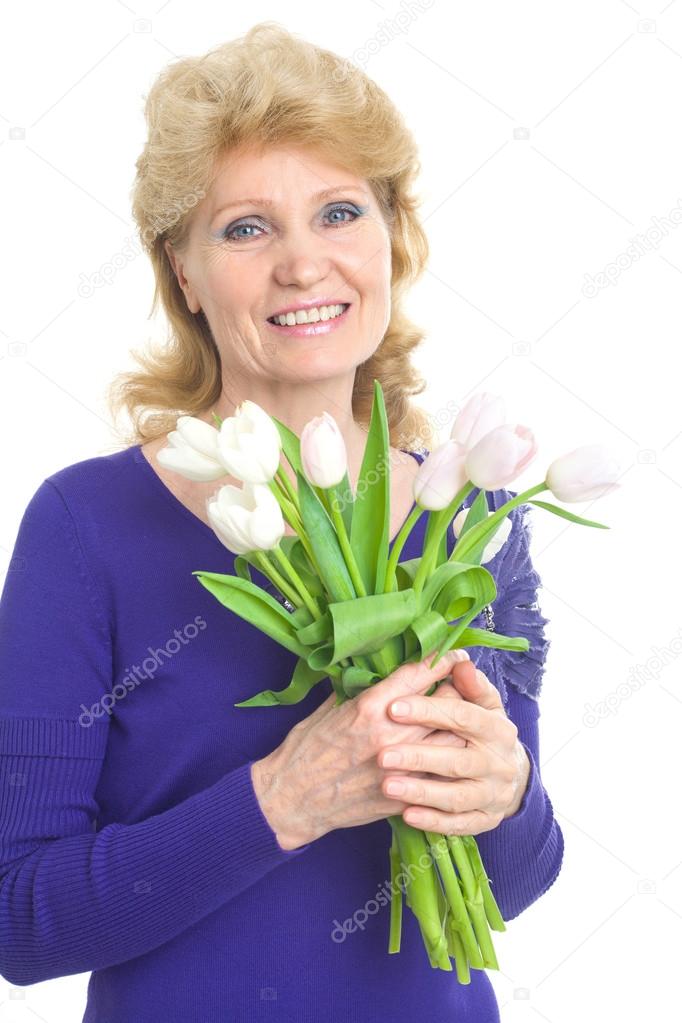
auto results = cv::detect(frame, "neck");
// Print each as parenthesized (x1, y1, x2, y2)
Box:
(202, 373, 372, 479)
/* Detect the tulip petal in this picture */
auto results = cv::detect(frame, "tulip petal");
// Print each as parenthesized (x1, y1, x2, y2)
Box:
(176, 415, 221, 460)
(156, 446, 226, 482)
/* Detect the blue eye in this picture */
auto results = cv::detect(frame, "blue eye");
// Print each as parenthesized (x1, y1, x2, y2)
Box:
(221, 202, 366, 242)
(324, 203, 366, 226)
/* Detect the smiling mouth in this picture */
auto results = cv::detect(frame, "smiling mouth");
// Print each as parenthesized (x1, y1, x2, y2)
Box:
(266, 303, 351, 326)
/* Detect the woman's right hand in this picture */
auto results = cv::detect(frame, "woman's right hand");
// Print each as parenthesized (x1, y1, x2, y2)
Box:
(250, 648, 472, 850)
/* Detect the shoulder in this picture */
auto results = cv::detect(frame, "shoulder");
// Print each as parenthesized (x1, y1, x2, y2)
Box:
(15, 446, 139, 581)
(43, 445, 136, 507)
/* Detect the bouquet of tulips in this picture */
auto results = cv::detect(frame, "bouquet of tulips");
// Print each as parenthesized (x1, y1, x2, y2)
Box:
(158, 380, 621, 980)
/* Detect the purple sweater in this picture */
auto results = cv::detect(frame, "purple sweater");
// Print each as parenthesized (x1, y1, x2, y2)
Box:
(0, 443, 563, 1022)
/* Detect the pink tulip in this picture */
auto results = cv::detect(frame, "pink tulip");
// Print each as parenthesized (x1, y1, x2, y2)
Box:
(465, 424, 537, 490)
(300, 411, 348, 489)
(546, 444, 622, 502)
(451, 392, 506, 452)
(413, 440, 469, 510)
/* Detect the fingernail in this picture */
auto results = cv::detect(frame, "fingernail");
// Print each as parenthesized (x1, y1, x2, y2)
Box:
(391, 701, 410, 717)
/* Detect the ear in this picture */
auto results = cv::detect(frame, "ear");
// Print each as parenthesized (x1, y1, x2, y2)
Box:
(163, 239, 202, 315)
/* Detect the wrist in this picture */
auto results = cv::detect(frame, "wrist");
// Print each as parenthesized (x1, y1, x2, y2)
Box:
(503, 741, 532, 819)
(250, 756, 310, 852)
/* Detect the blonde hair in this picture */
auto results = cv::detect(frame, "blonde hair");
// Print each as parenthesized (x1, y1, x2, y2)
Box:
(107, 20, 436, 453)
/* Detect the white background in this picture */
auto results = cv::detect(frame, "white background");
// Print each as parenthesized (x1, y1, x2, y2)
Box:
(0, 2, 677, 1020)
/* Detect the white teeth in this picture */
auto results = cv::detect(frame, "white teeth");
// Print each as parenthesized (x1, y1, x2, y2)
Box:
(270, 303, 348, 326)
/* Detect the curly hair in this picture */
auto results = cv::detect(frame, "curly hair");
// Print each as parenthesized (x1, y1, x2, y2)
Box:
(107, 20, 436, 453)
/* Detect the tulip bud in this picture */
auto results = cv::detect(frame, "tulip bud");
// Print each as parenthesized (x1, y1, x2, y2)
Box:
(217, 400, 282, 484)
(546, 444, 622, 502)
(300, 411, 348, 488)
(157, 416, 226, 482)
(452, 506, 513, 563)
(465, 424, 537, 490)
(206, 481, 285, 555)
(451, 392, 506, 452)
(413, 440, 468, 511)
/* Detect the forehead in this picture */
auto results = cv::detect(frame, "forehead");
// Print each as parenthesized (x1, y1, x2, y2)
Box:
(206, 143, 370, 214)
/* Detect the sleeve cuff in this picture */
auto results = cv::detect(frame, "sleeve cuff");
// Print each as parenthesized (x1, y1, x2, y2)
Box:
(484, 742, 548, 859)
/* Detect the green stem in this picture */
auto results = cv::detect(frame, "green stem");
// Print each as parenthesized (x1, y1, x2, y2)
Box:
(276, 465, 301, 515)
(448, 836, 499, 969)
(460, 835, 506, 932)
(412, 483, 475, 598)
(425, 832, 484, 969)
(267, 479, 303, 535)
(272, 544, 322, 621)
(252, 552, 302, 609)
(448, 923, 471, 984)
(384, 504, 424, 593)
(328, 484, 366, 598)
(390, 816, 451, 971)
(388, 830, 403, 954)
(450, 483, 548, 565)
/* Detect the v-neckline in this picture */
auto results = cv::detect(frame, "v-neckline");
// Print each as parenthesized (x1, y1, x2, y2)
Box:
(131, 442, 426, 557)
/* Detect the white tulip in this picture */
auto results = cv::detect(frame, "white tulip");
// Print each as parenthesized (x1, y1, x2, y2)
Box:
(413, 440, 469, 511)
(157, 416, 226, 482)
(300, 411, 348, 488)
(217, 400, 282, 484)
(546, 444, 622, 502)
(206, 481, 285, 555)
(451, 392, 506, 452)
(452, 506, 513, 564)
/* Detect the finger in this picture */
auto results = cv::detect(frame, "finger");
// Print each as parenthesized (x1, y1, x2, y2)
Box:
(420, 729, 467, 750)
(388, 689, 493, 742)
(382, 773, 488, 815)
(450, 660, 505, 714)
(378, 742, 486, 778)
(374, 648, 471, 707)
(402, 805, 497, 836)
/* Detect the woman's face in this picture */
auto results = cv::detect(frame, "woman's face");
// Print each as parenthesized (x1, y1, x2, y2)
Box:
(164, 144, 393, 387)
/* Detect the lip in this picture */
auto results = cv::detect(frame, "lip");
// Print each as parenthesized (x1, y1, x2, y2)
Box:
(265, 303, 351, 337)
(267, 297, 351, 319)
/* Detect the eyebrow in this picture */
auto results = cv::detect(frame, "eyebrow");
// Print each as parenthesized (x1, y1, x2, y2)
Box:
(211, 185, 370, 218)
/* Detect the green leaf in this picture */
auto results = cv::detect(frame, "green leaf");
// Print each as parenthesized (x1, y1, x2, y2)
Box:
(350, 379, 391, 594)
(306, 589, 418, 671)
(338, 469, 355, 537)
(423, 508, 448, 570)
(233, 555, 253, 582)
(460, 490, 489, 537)
(528, 499, 610, 528)
(192, 571, 307, 658)
(211, 411, 223, 428)
(270, 416, 302, 475)
(288, 538, 326, 599)
(340, 664, 381, 699)
(457, 626, 530, 654)
(296, 471, 355, 602)
(234, 655, 329, 707)
(418, 560, 496, 620)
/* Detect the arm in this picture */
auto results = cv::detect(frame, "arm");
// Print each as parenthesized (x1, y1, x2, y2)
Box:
(474, 683, 564, 920)
(0, 480, 309, 987)
(450, 487, 565, 920)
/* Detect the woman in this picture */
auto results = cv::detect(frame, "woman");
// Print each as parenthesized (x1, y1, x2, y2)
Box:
(0, 22, 563, 1022)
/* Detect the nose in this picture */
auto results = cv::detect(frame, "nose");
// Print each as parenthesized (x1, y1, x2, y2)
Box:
(272, 228, 333, 290)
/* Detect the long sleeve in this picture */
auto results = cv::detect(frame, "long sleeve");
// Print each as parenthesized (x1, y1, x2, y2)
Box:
(0, 480, 309, 987)
(449, 486, 564, 920)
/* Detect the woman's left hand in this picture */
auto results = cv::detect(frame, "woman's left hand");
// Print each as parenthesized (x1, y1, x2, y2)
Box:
(377, 657, 531, 836)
